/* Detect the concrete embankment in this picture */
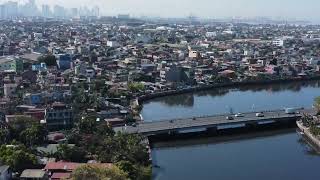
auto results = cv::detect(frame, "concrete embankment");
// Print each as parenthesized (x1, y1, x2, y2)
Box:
(137, 76, 320, 103)
(297, 121, 320, 149)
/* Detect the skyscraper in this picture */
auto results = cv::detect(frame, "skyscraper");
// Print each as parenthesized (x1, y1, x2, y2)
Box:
(0, 5, 7, 19)
(71, 8, 78, 18)
(42, 4, 51, 18)
(6, 1, 18, 18)
(20, 0, 39, 17)
(54, 5, 66, 18)
(92, 6, 100, 17)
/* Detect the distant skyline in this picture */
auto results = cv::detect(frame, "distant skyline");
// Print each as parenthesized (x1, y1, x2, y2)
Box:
(0, 0, 319, 22)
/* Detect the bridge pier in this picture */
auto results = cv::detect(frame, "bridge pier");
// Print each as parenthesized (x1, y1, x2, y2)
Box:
(276, 117, 298, 127)
(167, 130, 178, 135)
(246, 122, 258, 129)
(206, 127, 218, 135)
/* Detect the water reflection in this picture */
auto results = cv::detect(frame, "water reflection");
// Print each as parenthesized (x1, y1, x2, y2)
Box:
(152, 93, 194, 107)
(147, 81, 320, 107)
(144, 81, 320, 180)
(151, 131, 320, 180)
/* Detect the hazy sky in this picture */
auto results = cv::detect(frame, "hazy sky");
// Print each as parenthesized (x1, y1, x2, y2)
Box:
(2, 0, 320, 21)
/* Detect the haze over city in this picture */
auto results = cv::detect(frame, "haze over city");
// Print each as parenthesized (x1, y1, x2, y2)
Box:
(1, 0, 320, 179)
(0, 0, 319, 22)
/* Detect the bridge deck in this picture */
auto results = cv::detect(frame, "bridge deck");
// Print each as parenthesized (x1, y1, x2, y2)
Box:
(118, 109, 314, 135)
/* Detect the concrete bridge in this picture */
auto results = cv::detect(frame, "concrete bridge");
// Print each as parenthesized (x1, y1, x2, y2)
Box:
(118, 108, 315, 137)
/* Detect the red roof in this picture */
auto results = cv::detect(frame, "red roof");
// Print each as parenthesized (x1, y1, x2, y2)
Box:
(51, 172, 71, 179)
(44, 162, 81, 171)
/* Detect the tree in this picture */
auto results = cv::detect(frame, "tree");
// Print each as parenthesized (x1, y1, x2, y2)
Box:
(116, 161, 152, 180)
(19, 124, 48, 147)
(128, 82, 145, 93)
(77, 116, 99, 135)
(55, 143, 87, 163)
(71, 164, 128, 180)
(0, 128, 9, 144)
(37, 55, 57, 66)
(0, 145, 37, 172)
(9, 116, 37, 140)
(97, 133, 149, 165)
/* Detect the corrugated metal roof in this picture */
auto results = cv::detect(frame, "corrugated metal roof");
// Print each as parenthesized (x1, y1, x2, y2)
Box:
(20, 169, 46, 178)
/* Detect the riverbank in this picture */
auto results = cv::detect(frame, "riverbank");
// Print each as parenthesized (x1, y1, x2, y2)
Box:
(297, 121, 320, 149)
(137, 76, 320, 104)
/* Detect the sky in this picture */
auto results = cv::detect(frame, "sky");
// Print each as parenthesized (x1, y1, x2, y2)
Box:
(2, 0, 320, 22)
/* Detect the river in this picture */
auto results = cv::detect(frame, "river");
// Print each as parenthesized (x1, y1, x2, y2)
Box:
(141, 81, 320, 180)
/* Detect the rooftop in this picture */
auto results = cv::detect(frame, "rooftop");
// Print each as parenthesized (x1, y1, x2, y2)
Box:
(20, 169, 46, 178)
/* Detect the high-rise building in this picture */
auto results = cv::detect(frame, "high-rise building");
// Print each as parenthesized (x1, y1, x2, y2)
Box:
(79, 6, 90, 17)
(118, 14, 130, 19)
(6, 1, 18, 18)
(42, 4, 51, 18)
(0, 5, 7, 19)
(92, 6, 99, 17)
(20, 0, 39, 17)
(71, 8, 78, 17)
(54, 5, 66, 18)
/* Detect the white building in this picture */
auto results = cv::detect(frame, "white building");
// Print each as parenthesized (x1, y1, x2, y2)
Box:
(189, 51, 200, 58)
(34, 33, 43, 40)
(273, 39, 284, 47)
(4, 83, 17, 98)
(308, 57, 320, 66)
(206, 32, 217, 38)
(107, 41, 120, 47)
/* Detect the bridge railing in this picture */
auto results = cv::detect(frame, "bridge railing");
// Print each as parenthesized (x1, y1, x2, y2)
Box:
(140, 108, 306, 124)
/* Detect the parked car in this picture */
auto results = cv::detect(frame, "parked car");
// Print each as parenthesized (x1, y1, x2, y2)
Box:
(226, 116, 234, 120)
(235, 113, 244, 117)
(256, 113, 264, 117)
(285, 108, 297, 114)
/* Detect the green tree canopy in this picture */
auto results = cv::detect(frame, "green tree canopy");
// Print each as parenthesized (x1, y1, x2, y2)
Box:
(8, 116, 47, 147)
(116, 161, 151, 180)
(77, 116, 99, 135)
(97, 133, 149, 165)
(128, 82, 145, 93)
(71, 164, 128, 180)
(19, 123, 48, 147)
(0, 145, 37, 172)
(55, 143, 87, 163)
(0, 128, 10, 144)
(37, 55, 57, 66)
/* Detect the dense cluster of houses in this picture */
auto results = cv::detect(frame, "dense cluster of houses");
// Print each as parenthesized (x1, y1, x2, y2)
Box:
(1, 18, 320, 179)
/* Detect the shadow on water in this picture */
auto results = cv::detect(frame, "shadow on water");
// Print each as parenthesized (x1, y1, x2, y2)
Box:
(151, 128, 296, 149)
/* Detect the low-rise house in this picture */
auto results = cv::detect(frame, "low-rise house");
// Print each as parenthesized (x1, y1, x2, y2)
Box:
(24, 108, 46, 121)
(105, 117, 125, 127)
(5, 115, 33, 124)
(97, 108, 121, 119)
(32, 63, 47, 72)
(0, 56, 23, 73)
(22, 70, 37, 83)
(45, 102, 73, 130)
(56, 54, 72, 70)
(44, 162, 112, 180)
(44, 162, 80, 180)
(24, 93, 43, 105)
(3, 83, 18, 98)
(20, 169, 48, 180)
